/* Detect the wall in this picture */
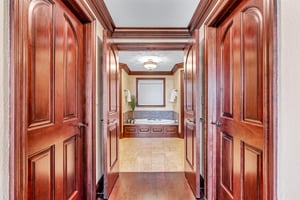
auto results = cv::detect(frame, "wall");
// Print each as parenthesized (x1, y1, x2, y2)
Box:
(0, 0, 9, 199)
(96, 21, 104, 183)
(278, 0, 300, 198)
(125, 75, 178, 111)
(199, 25, 205, 177)
(121, 69, 131, 114)
(173, 69, 182, 115)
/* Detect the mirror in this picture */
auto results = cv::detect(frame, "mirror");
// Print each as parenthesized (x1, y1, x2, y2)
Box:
(136, 78, 165, 107)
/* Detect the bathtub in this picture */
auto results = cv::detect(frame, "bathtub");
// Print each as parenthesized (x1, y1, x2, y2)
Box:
(124, 119, 179, 137)
(134, 119, 177, 125)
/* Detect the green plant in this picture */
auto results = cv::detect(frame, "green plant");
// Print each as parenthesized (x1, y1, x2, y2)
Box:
(129, 95, 136, 111)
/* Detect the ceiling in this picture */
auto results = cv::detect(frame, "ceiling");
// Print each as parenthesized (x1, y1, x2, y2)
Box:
(103, 0, 199, 28)
(103, 0, 200, 72)
(119, 51, 184, 72)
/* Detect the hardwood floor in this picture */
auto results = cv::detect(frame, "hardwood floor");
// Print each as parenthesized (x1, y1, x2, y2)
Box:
(99, 172, 196, 200)
(98, 138, 195, 199)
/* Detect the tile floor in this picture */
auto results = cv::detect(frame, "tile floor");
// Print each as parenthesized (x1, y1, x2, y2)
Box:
(119, 138, 184, 172)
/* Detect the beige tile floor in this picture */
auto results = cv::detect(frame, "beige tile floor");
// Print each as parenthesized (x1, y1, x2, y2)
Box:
(119, 138, 184, 172)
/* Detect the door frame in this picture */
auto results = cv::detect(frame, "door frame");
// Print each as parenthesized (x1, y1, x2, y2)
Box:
(9, 0, 97, 199)
(204, 0, 277, 199)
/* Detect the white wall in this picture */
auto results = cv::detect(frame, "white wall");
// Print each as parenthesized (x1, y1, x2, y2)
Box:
(0, 0, 10, 199)
(278, 0, 300, 199)
(96, 21, 104, 183)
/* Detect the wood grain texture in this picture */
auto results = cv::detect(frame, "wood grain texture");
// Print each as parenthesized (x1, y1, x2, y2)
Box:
(101, 172, 195, 200)
(123, 124, 179, 137)
(205, 0, 272, 199)
(103, 30, 120, 199)
(11, 0, 97, 199)
(184, 30, 201, 198)
(112, 28, 192, 39)
(27, 0, 54, 129)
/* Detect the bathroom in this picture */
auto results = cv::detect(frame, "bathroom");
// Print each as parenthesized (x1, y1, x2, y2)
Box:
(118, 50, 185, 172)
(119, 51, 184, 138)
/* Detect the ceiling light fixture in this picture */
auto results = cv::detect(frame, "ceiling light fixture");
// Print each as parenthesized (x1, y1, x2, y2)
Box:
(144, 59, 157, 70)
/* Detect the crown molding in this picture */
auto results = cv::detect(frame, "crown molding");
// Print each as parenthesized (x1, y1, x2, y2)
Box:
(188, 0, 219, 31)
(86, 0, 220, 36)
(171, 63, 184, 74)
(115, 42, 189, 51)
(112, 28, 192, 39)
(85, 0, 115, 33)
(128, 71, 173, 76)
(119, 63, 182, 76)
(119, 63, 130, 74)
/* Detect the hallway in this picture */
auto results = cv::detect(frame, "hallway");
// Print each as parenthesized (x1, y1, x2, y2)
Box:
(97, 138, 195, 199)
(98, 172, 195, 200)
(6, 0, 277, 199)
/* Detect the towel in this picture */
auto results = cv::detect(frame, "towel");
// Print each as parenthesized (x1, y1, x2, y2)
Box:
(126, 90, 131, 102)
(169, 89, 177, 102)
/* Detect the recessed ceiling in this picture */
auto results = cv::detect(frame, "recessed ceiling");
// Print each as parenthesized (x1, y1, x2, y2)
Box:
(103, 0, 199, 28)
(103, 1, 196, 72)
(119, 51, 184, 71)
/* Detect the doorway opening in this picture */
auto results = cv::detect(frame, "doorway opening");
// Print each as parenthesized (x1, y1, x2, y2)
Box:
(118, 50, 186, 172)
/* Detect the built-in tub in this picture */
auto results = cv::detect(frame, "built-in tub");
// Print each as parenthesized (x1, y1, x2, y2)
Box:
(123, 119, 179, 137)
(134, 119, 177, 125)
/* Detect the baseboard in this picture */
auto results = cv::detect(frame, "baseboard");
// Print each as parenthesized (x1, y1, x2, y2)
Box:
(96, 175, 104, 199)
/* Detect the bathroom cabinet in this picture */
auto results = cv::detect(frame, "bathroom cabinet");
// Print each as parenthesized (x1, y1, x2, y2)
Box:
(123, 124, 178, 137)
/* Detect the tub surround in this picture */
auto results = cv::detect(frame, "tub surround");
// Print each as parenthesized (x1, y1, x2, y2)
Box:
(123, 124, 178, 137)
(123, 110, 178, 122)
(123, 110, 179, 137)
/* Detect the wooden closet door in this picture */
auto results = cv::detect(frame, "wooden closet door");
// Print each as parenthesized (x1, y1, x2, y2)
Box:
(26, 0, 84, 199)
(184, 30, 201, 198)
(102, 31, 120, 199)
(215, 0, 264, 199)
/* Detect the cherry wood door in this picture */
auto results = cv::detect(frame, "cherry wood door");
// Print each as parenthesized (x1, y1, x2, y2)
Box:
(26, 0, 84, 199)
(215, 0, 265, 199)
(184, 30, 201, 198)
(102, 31, 120, 199)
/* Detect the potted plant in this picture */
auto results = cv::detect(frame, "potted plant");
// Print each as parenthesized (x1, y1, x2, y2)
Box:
(129, 95, 136, 122)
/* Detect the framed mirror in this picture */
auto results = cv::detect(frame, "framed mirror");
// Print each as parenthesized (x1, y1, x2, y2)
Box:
(136, 78, 165, 107)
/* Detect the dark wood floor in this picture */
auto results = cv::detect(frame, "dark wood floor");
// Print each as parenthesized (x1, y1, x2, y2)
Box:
(98, 172, 196, 200)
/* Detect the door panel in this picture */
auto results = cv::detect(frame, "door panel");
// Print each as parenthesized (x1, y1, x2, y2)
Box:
(28, 0, 54, 128)
(185, 121, 195, 168)
(64, 136, 79, 199)
(242, 143, 262, 200)
(184, 30, 200, 198)
(26, 0, 84, 199)
(220, 132, 233, 194)
(215, 0, 264, 199)
(220, 22, 234, 118)
(28, 147, 55, 200)
(103, 31, 120, 199)
(241, 8, 263, 124)
(63, 16, 79, 120)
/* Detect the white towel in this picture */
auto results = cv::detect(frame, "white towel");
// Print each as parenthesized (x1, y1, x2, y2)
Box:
(169, 89, 177, 102)
(126, 90, 131, 102)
